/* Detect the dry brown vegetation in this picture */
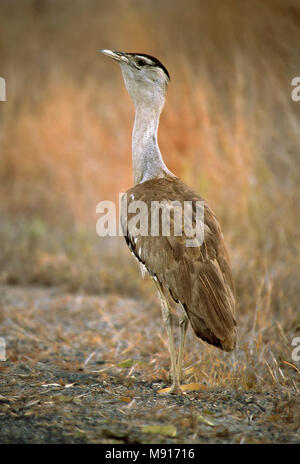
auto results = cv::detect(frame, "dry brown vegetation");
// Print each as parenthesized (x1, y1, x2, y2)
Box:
(0, 284, 298, 444)
(0, 0, 299, 443)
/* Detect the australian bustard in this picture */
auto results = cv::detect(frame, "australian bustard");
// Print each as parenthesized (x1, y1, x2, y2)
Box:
(100, 50, 236, 393)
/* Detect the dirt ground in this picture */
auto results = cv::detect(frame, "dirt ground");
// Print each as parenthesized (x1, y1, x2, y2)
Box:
(0, 284, 299, 444)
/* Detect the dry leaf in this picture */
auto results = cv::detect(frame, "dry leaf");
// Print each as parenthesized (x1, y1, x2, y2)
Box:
(25, 399, 40, 408)
(181, 383, 206, 392)
(197, 414, 215, 427)
(118, 359, 135, 368)
(142, 425, 176, 437)
(54, 394, 73, 402)
(41, 383, 62, 388)
(119, 396, 132, 403)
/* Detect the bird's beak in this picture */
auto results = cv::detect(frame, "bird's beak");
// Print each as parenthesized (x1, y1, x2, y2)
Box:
(98, 49, 129, 64)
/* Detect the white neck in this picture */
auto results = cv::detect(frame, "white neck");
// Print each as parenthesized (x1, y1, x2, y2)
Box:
(132, 103, 174, 185)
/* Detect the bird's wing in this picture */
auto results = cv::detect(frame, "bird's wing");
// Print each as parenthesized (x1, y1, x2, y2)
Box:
(121, 176, 236, 351)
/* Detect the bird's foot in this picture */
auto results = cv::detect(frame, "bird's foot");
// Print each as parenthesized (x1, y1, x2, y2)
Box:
(157, 376, 184, 394)
(157, 383, 205, 394)
(157, 384, 182, 395)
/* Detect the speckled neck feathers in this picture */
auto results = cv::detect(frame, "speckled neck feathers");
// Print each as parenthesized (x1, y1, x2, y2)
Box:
(132, 104, 174, 185)
(118, 61, 175, 185)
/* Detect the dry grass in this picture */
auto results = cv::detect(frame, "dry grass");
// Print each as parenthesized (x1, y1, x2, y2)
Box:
(0, 0, 299, 403)
(0, 285, 299, 443)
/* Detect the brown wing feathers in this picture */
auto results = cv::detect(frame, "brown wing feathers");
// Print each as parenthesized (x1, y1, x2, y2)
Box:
(122, 176, 236, 351)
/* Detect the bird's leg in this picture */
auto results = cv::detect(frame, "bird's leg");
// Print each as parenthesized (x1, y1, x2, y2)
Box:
(161, 297, 178, 391)
(177, 307, 188, 383)
(154, 281, 179, 392)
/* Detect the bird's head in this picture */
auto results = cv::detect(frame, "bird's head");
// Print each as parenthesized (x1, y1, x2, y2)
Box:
(99, 50, 170, 109)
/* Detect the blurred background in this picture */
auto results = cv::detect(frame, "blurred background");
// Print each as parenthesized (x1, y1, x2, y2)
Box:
(0, 0, 299, 380)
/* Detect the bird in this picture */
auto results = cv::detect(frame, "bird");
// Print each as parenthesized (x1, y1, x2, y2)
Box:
(99, 50, 236, 393)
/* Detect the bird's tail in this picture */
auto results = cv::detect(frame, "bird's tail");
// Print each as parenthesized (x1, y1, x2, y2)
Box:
(187, 310, 237, 352)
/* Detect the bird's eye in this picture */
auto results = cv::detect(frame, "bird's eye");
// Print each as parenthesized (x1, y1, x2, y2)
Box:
(137, 59, 146, 67)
